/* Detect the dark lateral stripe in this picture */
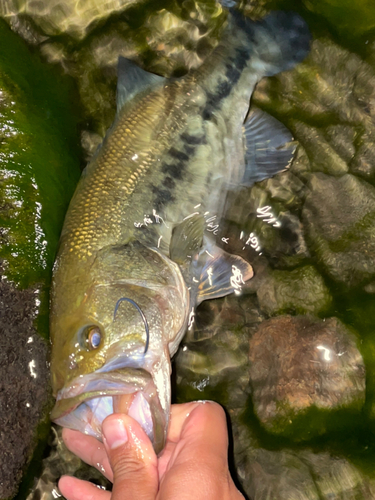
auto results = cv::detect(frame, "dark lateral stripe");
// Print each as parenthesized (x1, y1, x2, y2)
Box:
(161, 161, 185, 179)
(152, 185, 175, 211)
(202, 47, 249, 120)
(181, 133, 207, 145)
(168, 147, 189, 162)
(157, 132, 206, 207)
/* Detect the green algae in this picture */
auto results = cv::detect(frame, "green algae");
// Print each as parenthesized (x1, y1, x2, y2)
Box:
(0, 18, 81, 292)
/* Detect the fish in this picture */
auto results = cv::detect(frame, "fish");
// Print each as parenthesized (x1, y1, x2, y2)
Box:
(50, 9, 310, 453)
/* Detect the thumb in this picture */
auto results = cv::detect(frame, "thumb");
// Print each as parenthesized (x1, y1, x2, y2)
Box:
(102, 413, 158, 500)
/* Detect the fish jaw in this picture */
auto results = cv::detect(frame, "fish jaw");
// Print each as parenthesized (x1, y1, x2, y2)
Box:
(51, 367, 168, 454)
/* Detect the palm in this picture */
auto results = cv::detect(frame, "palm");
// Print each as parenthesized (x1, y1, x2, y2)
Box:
(59, 402, 243, 500)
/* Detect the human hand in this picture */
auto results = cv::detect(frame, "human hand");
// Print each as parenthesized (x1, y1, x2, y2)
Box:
(59, 401, 245, 500)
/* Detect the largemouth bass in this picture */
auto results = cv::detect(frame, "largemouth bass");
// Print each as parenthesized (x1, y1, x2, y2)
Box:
(50, 10, 310, 453)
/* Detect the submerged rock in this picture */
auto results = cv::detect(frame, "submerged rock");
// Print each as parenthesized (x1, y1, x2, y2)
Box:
(302, 173, 375, 289)
(25, 426, 110, 500)
(255, 265, 332, 316)
(1, 0, 227, 141)
(253, 37, 375, 182)
(248, 315, 365, 439)
(233, 409, 375, 500)
(175, 294, 261, 410)
(0, 0, 139, 39)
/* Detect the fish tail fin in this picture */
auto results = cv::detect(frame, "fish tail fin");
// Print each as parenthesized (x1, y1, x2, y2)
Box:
(230, 10, 311, 77)
(259, 11, 311, 75)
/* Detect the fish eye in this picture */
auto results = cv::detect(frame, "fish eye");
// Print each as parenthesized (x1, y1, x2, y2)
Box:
(81, 325, 102, 350)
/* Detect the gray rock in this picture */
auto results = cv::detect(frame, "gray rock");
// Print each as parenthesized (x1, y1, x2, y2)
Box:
(248, 315, 365, 439)
(255, 265, 331, 316)
(232, 409, 375, 500)
(302, 173, 375, 288)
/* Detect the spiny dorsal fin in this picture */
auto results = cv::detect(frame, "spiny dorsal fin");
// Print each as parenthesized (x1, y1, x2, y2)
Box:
(117, 56, 166, 112)
(242, 106, 296, 186)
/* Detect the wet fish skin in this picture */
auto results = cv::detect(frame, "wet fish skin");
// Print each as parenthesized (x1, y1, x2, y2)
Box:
(50, 10, 310, 452)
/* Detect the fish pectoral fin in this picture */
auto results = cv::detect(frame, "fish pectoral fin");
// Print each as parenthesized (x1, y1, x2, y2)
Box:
(117, 56, 166, 112)
(169, 214, 205, 265)
(197, 244, 253, 305)
(242, 106, 296, 186)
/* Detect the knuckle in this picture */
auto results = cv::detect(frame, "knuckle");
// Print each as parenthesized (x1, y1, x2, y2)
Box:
(112, 450, 147, 479)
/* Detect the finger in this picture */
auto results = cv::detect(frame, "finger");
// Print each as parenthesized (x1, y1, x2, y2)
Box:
(158, 402, 206, 477)
(177, 401, 229, 462)
(167, 402, 209, 443)
(159, 402, 243, 500)
(102, 413, 158, 500)
(160, 401, 228, 467)
(58, 475, 111, 500)
(62, 428, 113, 482)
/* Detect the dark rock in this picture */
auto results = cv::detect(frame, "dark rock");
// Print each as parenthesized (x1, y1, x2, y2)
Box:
(0, 275, 50, 500)
(175, 294, 262, 410)
(232, 409, 375, 500)
(248, 315, 365, 439)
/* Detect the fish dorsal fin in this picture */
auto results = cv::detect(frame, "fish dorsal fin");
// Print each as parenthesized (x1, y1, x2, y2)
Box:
(117, 56, 166, 112)
(169, 214, 205, 266)
(197, 243, 253, 305)
(242, 106, 296, 186)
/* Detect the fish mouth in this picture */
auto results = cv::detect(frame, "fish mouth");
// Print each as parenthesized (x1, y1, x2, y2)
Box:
(51, 367, 167, 454)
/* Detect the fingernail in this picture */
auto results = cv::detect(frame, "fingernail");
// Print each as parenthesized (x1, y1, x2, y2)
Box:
(103, 417, 128, 450)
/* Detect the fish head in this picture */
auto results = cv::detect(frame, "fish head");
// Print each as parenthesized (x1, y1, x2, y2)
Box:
(50, 242, 189, 453)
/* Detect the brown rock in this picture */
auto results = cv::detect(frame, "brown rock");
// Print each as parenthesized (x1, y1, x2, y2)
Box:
(249, 315, 365, 438)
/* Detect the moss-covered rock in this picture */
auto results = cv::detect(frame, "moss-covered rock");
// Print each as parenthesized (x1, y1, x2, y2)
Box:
(248, 315, 365, 440)
(303, 0, 375, 37)
(255, 265, 332, 316)
(232, 408, 375, 500)
(302, 173, 375, 289)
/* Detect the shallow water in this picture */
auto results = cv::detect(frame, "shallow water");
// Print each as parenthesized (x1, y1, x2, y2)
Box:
(2, 0, 375, 499)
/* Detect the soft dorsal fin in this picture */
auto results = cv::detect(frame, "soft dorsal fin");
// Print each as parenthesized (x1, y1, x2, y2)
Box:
(117, 56, 166, 112)
(242, 106, 296, 186)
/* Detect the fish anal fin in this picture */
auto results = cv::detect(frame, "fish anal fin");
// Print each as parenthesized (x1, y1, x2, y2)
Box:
(243, 106, 296, 186)
(197, 246, 253, 305)
(117, 57, 166, 112)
